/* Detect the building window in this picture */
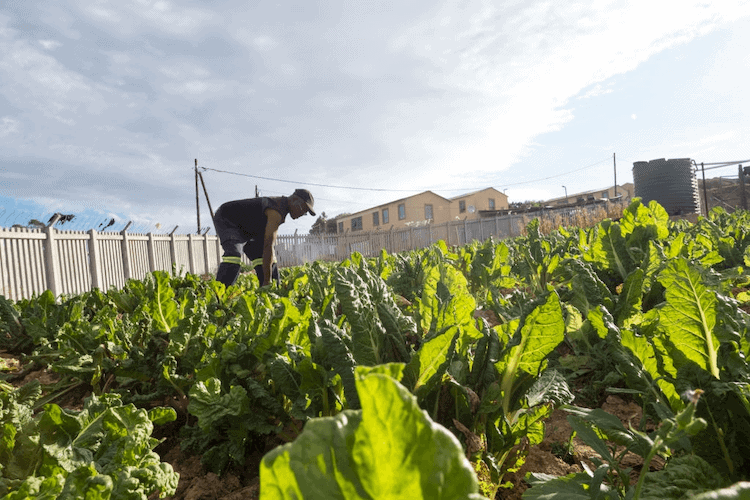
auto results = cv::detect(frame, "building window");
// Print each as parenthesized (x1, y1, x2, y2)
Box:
(352, 217, 363, 231)
(488, 198, 495, 210)
(601, 191, 609, 199)
(398, 204, 406, 220)
(459, 200, 466, 213)
(373, 211, 379, 226)
(338, 221, 343, 233)
(424, 204, 433, 220)
(382, 208, 389, 224)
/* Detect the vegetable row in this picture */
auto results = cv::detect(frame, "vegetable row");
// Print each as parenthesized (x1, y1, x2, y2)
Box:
(1, 200, 750, 499)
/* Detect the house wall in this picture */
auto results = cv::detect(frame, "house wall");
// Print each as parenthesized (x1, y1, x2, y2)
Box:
(336, 191, 452, 233)
(450, 188, 509, 220)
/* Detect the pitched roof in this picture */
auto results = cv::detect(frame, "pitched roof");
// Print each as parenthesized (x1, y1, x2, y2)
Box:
(449, 187, 506, 200)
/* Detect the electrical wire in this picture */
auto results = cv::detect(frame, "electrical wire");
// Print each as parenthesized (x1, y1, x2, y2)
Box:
(493, 157, 611, 187)
(199, 166, 426, 192)
(198, 155, 614, 193)
(692, 159, 750, 171)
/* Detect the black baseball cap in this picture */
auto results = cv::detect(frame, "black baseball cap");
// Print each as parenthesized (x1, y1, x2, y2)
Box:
(293, 188, 316, 216)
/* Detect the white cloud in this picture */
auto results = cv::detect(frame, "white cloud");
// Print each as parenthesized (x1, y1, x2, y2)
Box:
(38, 39, 61, 50)
(163, 79, 228, 99)
(578, 84, 614, 100)
(0, 117, 20, 137)
(81, 0, 215, 36)
(0, 41, 111, 124)
(3, 0, 749, 235)
(382, 0, 750, 185)
(159, 63, 211, 80)
(252, 35, 278, 51)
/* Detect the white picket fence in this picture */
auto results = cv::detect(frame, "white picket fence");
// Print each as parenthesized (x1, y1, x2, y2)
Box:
(0, 225, 221, 301)
(275, 213, 529, 266)
(1, 200, 626, 301)
(1, 213, 528, 301)
(274, 199, 628, 266)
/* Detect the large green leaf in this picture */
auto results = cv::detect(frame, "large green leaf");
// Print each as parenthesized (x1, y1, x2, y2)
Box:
(620, 329, 681, 410)
(523, 471, 609, 499)
(404, 326, 459, 396)
(147, 271, 180, 333)
(658, 258, 720, 378)
(565, 259, 613, 315)
(620, 199, 670, 241)
(496, 292, 565, 414)
(691, 481, 750, 500)
(640, 455, 724, 500)
(468, 320, 502, 394)
(614, 268, 645, 328)
(260, 367, 486, 500)
(334, 267, 386, 366)
(585, 220, 633, 281)
(315, 319, 359, 410)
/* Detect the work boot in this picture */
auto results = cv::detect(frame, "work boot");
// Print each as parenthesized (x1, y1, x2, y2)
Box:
(216, 262, 241, 287)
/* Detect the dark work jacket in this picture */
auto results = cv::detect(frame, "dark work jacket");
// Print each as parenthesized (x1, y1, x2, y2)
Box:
(215, 197, 290, 239)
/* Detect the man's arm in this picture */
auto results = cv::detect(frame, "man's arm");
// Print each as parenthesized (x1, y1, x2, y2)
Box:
(261, 209, 283, 285)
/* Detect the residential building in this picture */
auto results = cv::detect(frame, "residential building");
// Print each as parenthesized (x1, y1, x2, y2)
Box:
(545, 183, 634, 206)
(334, 188, 509, 233)
(450, 188, 508, 219)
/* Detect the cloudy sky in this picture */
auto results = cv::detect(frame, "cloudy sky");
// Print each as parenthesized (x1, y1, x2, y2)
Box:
(1, 0, 749, 235)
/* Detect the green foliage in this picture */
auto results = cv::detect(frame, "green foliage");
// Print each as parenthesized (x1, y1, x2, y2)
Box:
(260, 366, 488, 499)
(4, 201, 750, 499)
(0, 384, 178, 499)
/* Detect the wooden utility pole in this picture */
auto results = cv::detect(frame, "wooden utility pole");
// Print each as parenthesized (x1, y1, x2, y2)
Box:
(198, 171, 214, 219)
(195, 159, 201, 234)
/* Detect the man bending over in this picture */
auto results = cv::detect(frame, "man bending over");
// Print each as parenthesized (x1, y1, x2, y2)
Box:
(213, 188, 315, 287)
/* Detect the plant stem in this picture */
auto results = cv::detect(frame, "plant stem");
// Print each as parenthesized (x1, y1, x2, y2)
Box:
(632, 441, 661, 500)
(705, 404, 734, 477)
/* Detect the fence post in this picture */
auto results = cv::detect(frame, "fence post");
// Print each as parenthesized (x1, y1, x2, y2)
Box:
(187, 234, 196, 274)
(44, 215, 62, 297)
(202, 232, 210, 276)
(409, 227, 414, 251)
(463, 218, 468, 245)
(147, 232, 157, 273)
(120, 222, 133, 281)
(169, 226, 178, 274)
(88, 229, 103, 290)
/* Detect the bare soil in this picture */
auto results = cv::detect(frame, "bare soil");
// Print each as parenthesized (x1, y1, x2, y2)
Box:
(498, 394, 656, 500)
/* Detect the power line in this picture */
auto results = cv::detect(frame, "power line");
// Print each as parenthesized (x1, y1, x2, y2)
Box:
(692, 159, 750, 171)
(496, 157, 612, 187)
(200, 166, 427, 192)
(198, 155, 615, 193)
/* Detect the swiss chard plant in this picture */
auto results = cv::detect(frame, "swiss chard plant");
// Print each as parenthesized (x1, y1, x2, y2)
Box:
(260, 364, 489, 500)
(0, 381, 178, 499)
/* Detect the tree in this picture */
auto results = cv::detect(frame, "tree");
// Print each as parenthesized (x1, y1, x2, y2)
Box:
(309, 212, 341, 234)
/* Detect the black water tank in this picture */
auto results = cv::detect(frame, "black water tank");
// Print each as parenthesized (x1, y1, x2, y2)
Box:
(632, 158, 701, 215)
